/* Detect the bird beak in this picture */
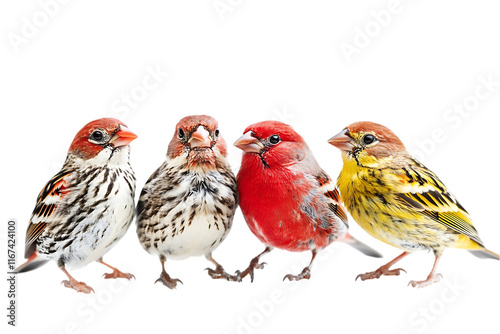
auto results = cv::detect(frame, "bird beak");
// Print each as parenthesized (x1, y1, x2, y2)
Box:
(189, 126, 212, 148)
(234, 131, 263, 153)
(328, 128, 355, 151)
(109, 126, 138, 147)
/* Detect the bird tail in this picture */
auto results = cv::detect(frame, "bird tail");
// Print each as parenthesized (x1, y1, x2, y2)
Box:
(340, 233, 383, 258)
(455, 235, 500, 260)
(468, 248, 500, 260)
(15, 252, 49, 273)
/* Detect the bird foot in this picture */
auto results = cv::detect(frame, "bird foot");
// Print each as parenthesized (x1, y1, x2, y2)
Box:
(235, 258, 267, 282)
(356, 266, 406, 281)
(102, 268, 135, 280)
(61, 279, 94, 294)
(205, 265, 240, 282)
(155, 271, 183, 289)
(408, 273, 443, 288)
(283, 267, 311, 281)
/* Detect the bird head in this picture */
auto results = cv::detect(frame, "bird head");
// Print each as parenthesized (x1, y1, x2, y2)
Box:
(328, 121, 407, 168)
(167, 115, 227, 167)
(68, 118, 137, 160)
(234, 121, 309, 169)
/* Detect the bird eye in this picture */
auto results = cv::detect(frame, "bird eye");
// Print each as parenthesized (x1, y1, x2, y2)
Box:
(177, 128, 185, 140)
(89, 130, 106, 143)
(362, 134, 376, 145)
(214, 129, 220, 138)
(269, 134, 281, 145)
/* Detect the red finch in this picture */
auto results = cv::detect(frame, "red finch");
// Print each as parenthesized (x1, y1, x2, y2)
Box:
(233, 121, 381, 281)
(16, 118, 137, 293)
(329, 121, 499, 288)
(136, 115, 238, 288)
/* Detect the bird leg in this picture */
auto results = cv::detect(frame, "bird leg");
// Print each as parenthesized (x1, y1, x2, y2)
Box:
(235, 246, 272, 282)
(283, 249, 318, 281)
(98, 258, 135, 280)
(205, 253, 240, 281)
(155, 257, 183, 289)
(408, 254, 443, 288)
(60, 266, 94, 294)
(356, 251, 408, 281)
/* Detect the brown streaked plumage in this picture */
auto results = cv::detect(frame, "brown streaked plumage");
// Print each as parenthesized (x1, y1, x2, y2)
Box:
(136, 115, 238, 289)
(16, 118, 137, 294)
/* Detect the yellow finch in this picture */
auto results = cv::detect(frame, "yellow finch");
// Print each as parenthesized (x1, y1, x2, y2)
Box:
(328, 121, 499, 288)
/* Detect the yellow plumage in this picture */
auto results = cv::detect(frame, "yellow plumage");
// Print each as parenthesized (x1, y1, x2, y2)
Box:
(329, 121, 498, 287)
(337, 152, 488, 255)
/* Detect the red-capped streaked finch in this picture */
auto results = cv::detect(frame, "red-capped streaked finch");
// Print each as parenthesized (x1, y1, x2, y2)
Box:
(329, 121, 499, 288)
(16, 118, 138, 293)
(233, 121, 382, 282)
(136, 115, 238, 288)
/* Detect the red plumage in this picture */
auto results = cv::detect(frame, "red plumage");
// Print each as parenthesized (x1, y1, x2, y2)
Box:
(238, 154, 340, 251)
(234, 121, 381, 281)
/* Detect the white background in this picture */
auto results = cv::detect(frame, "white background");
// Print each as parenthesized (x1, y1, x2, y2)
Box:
(1, 1, 499, 334)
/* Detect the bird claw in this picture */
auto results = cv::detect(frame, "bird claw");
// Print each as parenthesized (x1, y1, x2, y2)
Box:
(255, 262, 267, 270)
(205, 265, 240, 282)
(61, 279, 94, 294)
(155, 272, 183, 289)
(283, 267, 311, 281)
(235, 260, 267, 282)
(408, 273, 443, 288)
(102, 269, 135, 280)
(249, 260, 267, 282)
(233, 270, 243, 283)
(356, 267, 406, 281)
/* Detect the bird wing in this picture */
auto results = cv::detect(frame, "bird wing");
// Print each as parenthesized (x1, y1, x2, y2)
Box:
(314, 170, 349, 225)
(395, 161, 483, 246)
(24, 168, 73, 258)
